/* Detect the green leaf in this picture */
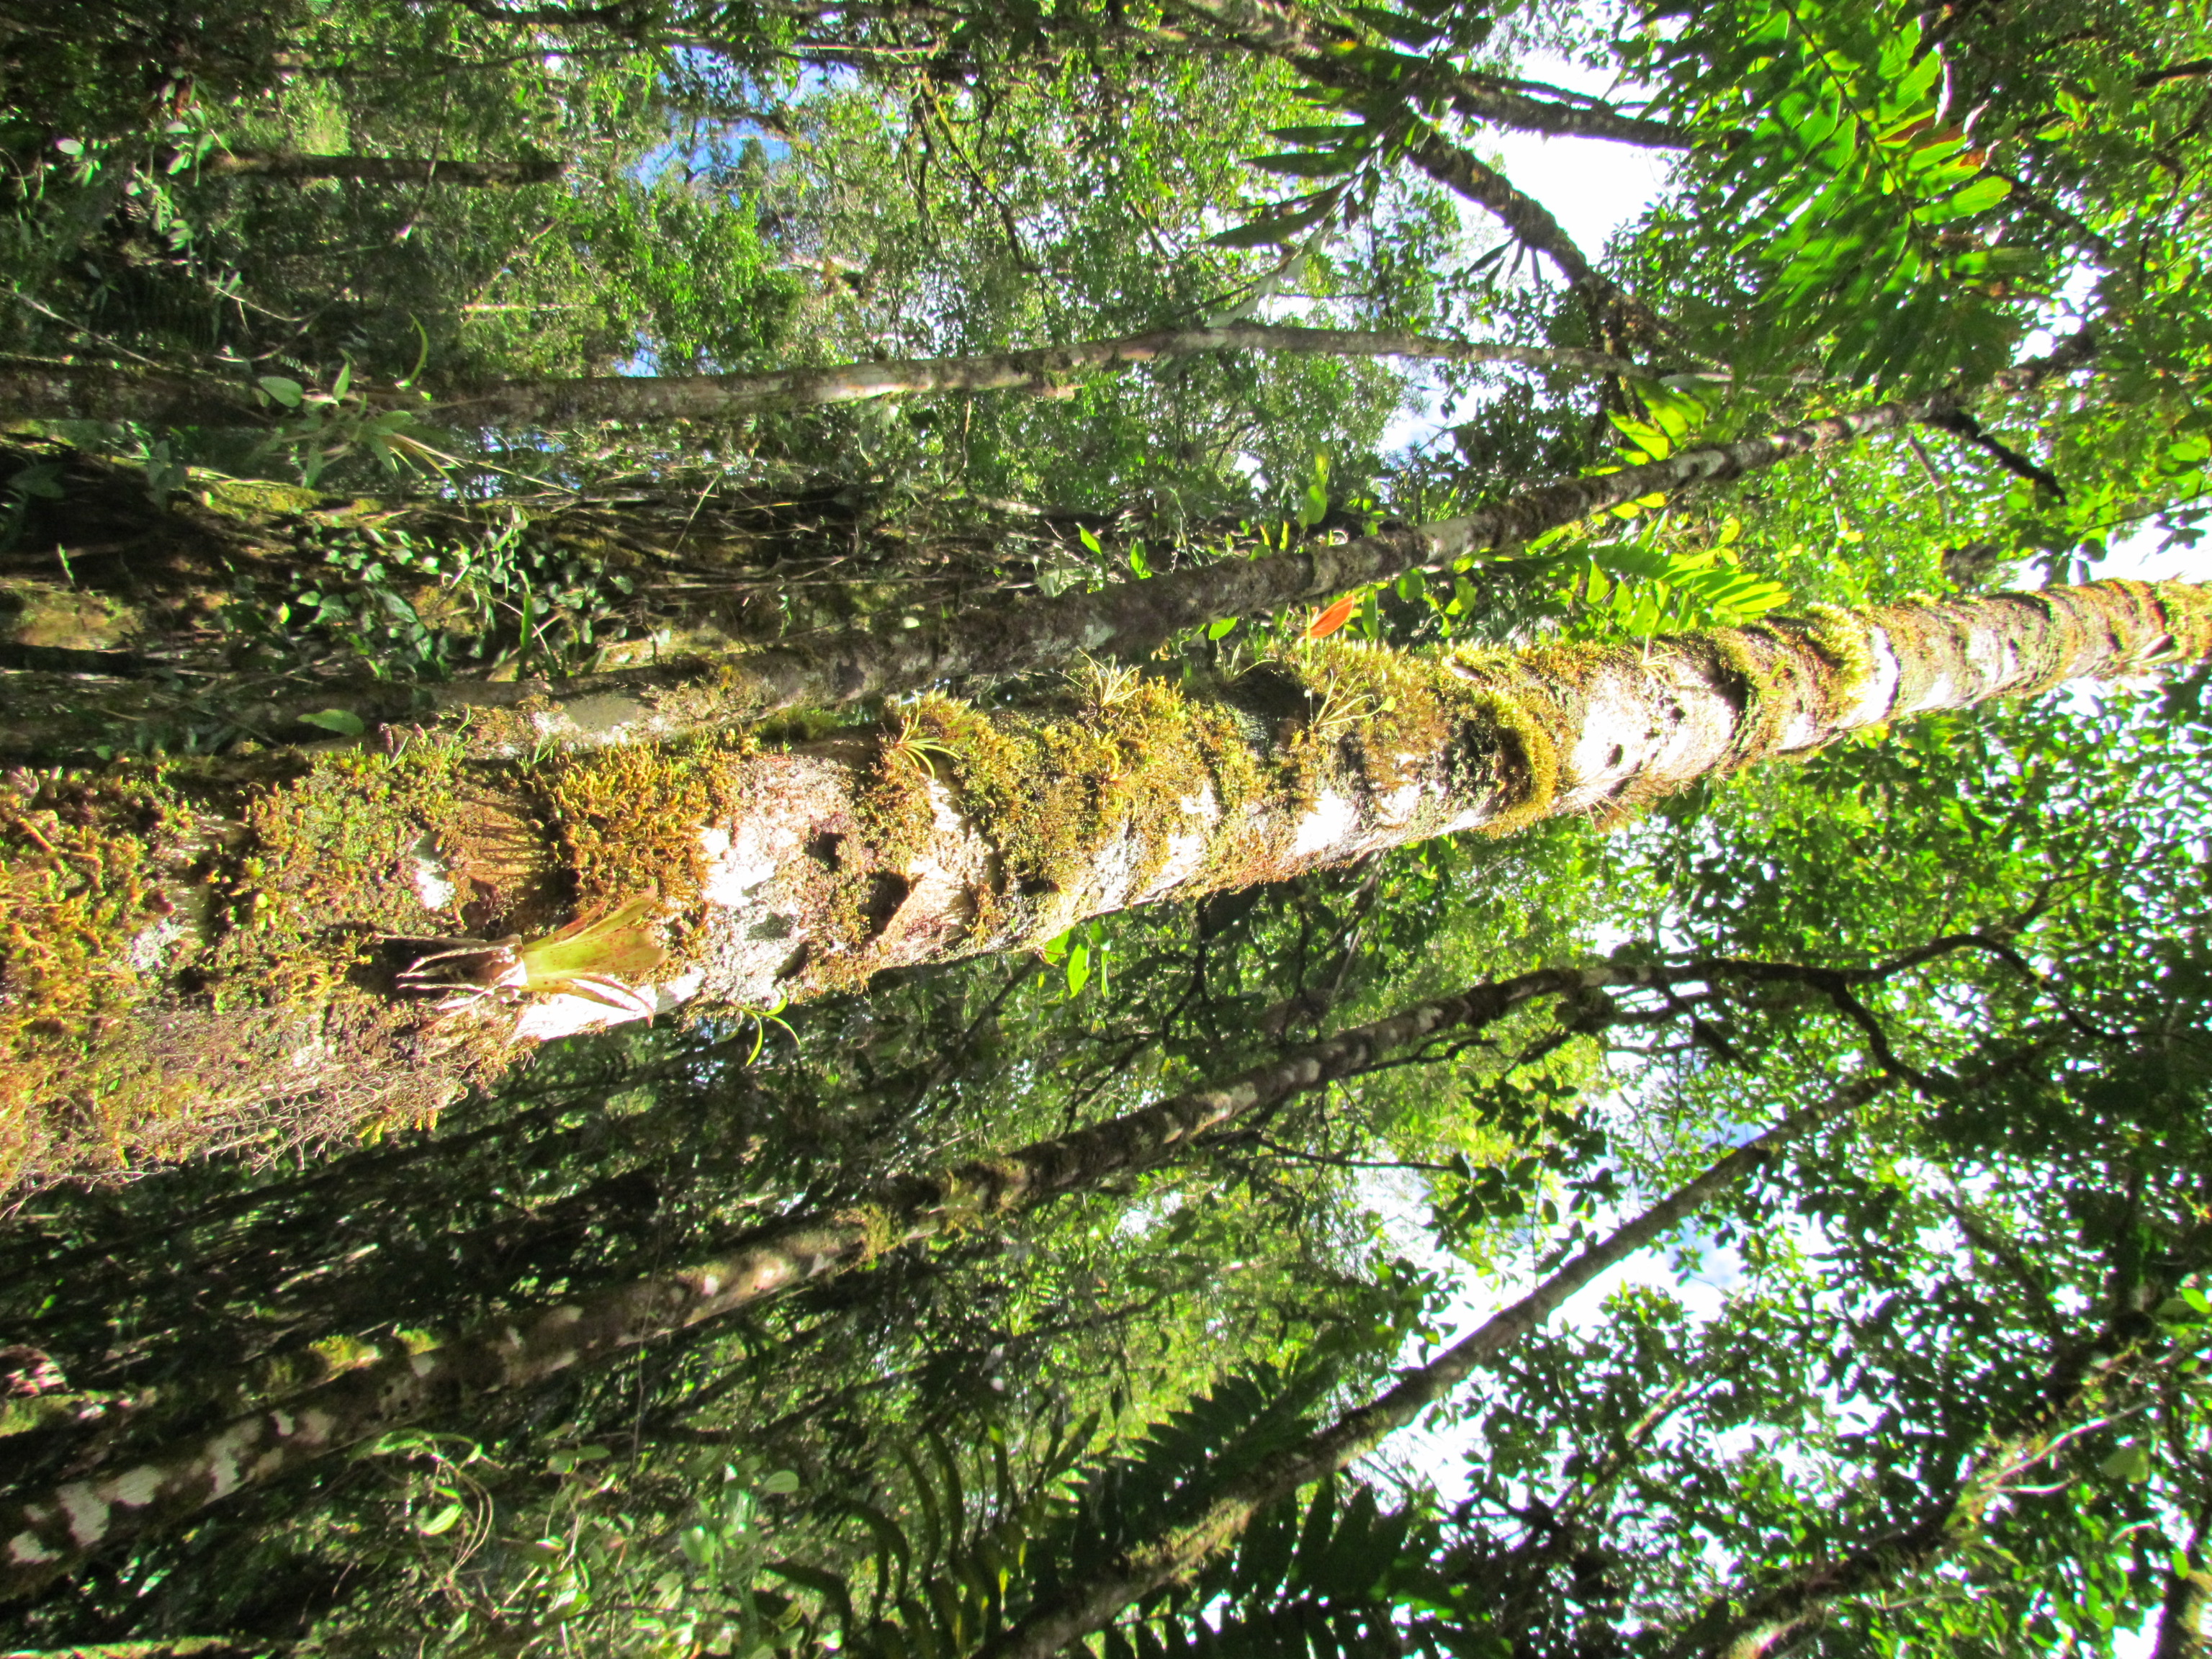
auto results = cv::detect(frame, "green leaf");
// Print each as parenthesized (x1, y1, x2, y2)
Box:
(297, 709, 368, 737)
(257, 375, 305, 408)
(1941, 174, 2012, 216)
(417, 1501, 466, 1536)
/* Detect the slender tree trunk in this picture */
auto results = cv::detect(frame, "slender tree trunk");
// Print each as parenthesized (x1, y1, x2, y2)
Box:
(169, 361, 2092, 754)
(2, 577, 2200, 1189)
(0, 960, 1608, 1594)
(1167, 0, 1676, 342)
(0, 946, 1956, 1596)
(0, 325, 1632, 428)
(1665, 1303, 2181, 1659)
(1166, 0, 1691, 148)
(189, 151, 566, 186)
(415, 362, 2095, 748)
(981, 1076, 1890, 1659)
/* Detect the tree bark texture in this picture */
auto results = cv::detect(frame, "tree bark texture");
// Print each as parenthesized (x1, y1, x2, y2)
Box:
(981, 1077, 1890, 1659)
(0, 325, 1633, 429)
(2, 578, 2203, 1191)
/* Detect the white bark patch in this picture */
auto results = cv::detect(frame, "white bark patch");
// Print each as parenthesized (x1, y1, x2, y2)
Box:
(6, 1529, 60, 1565)
(698, 823, 781, 907)
(204, 1421, 258, 1498)
(106, 1467, 163, 1509)
(406, 833, 457, 913)
(1552, 660, 1688, 814)
(1836, 629, 1903, 729)
(411, 1352, 439, 1377)
(512, 989, 649, 1043)
(868, 777, 995, 960)
(55, 1484, 107, 1546)
(1964, 621, 2011, 695)
(1290, 792, 1360, 860)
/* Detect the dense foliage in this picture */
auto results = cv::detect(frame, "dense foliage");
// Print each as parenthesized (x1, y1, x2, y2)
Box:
(2, 0, 2211, 1654)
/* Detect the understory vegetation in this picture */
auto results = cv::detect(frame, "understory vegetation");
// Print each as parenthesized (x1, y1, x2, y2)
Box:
(3, 0, 2212, 1653)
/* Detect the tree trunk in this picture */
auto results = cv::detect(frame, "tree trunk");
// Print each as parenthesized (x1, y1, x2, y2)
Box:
(0, 325, 1633, 428)
(2, 578, 2202, 1189)
(0, 947, 1959, 1595)
(0, 959, 1611, 1595)
(1166, 0, 1691, 148)
(160, 370, 2092, 754)
(192, 151, 566, 186)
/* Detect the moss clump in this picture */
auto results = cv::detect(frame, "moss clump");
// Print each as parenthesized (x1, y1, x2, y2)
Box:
(1794, 604, 1879, 719)
(836, 1201, 904, 1264)
(219, 739, 477, 1007)
(1700, 628, 1794, 771)
(529, 734, 751, 959)
(0, 768, 185, 1184)
(887, 677, 1262, 942)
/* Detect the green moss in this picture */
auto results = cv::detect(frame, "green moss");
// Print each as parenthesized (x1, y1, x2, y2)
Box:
(2153, 579, 2212, 662)
(1701, 628, 1793, 770)
(837, 1201, 903, 1263)
(220, 739, 475, 1006)
(197, 475, 326, 518)
(528, 734, 752, 961)
(1794, 604, 1878, 718)
(0, 768, 183, 1184)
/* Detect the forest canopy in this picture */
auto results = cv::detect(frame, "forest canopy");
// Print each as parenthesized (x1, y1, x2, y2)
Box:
(1, 0, 2211, 1654)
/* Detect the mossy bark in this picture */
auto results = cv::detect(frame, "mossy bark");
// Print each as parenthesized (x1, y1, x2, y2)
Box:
(3, 579, 2204, 1189)
(193, 151, 565, 186)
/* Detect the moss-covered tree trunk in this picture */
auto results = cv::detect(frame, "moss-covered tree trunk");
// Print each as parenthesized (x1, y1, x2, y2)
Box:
(2, 578, 2204, 1189)
(2, 379, 2059, 760)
